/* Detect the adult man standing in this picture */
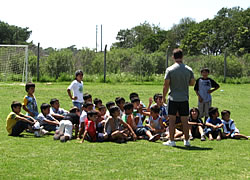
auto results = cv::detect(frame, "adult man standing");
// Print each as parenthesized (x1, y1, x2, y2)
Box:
(162, 48, 195, 147)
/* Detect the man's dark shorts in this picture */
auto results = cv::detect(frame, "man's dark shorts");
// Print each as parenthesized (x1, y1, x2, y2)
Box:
(168, 100, 189, 116)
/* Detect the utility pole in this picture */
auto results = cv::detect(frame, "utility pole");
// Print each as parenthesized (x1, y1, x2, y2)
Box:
(104, 45, 107, 83)
(37, 43, 40, 81)
(101, 24, 103, 52)
(96, 25, 98, 52)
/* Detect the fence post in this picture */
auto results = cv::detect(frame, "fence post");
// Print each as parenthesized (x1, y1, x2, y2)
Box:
(104, 45, 107, 83)
(166, 46, 170, 68)
(224, 49, 227, 83)
(37, 43, 40, 81)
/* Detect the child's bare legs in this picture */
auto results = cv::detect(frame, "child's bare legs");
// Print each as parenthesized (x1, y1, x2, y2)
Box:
(233, 133, 248, 140)
(208, 132, 214, 140)
(216, 131, 221, 141)
(111, 130, 126, 142)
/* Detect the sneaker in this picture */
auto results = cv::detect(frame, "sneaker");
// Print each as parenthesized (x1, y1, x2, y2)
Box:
(189, 135, 194, 140)
(149, 134, 160, 142)
(201, 135, 206, 141)
(34, 131, 41, 137)
(60, 136, 70, 143)
(160, 136, 169, 142)
(41, 129, 49, 135)
(163, 140, 176, 147)
(184, 140, 191, 147)
(53, 133, 61, 140)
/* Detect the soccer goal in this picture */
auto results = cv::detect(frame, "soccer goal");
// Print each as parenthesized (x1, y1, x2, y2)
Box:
(0, 45, 29, 83)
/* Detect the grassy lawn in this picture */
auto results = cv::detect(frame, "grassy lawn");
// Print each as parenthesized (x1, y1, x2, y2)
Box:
(0, 82, 249, 179)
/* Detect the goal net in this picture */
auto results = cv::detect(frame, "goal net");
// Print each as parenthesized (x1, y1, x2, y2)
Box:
(0, 45, 29, 83)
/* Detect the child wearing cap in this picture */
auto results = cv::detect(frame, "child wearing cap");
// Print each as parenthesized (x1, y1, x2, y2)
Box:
(194, 68, 220, 121)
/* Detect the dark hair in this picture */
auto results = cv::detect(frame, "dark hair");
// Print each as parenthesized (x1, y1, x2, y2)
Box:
(201, 68, 210, 73)
(93, 98, 102, 106)
(153, 93, 163, 102)
(98, 105, 106, 111)
(189, 107, 200, 119)
(150, 105, 160, 114)
(209, 107, 218, 117)
(221, 110, 231, 117)
(123, 102, 134, 111)
(173, 48, 183, 59)
(109, 106, 120, 116)
(106, 101, 115, 110)
(87, 110, 98, 119)
(75, 70, 83, 78)
(69, 106, 80, 113)
(131, 97, 140, 103)
(40, 103, 50, 112)
(82, 102, 93, 109)
(83, 93, 92, 101)
(115, 97, 125, 105)
(11, 101, 22, 111)
(50, 98, 59, 106)
(129, 92, 139, 101)
(25, 82, 35, 92)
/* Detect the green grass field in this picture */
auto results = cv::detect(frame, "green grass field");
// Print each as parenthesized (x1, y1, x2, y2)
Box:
(0, 82, 249, 179)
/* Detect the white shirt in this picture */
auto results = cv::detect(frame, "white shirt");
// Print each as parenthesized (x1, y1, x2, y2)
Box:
(67, 80, 84, 103)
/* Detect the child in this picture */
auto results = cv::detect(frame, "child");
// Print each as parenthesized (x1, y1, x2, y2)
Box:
(83, 93, 92, 103)
(22, 82, 39, 119)
(93, 98, 103, 111)
(194, 68, 220, 121)
(115, 97, 125, 117)
(81, 110, 105, 143)
(221, 110, 248, 140)
(6, 101, 40, 137)
(104, 106, 137, 143)
(67, 70, 84, 112)
(123, 103, 160, 142)
(188, 107, 206, 141)
(96, 105, 106, 133)
(37, 103, 59, 132)
(205, 107, 223, 141)
(50, 98, 68, 120)
(104, 101, 116, 120)
(54, 107, 80, 142)
(144, 105, 165, 136)
(78, 102, 94, 138)
(129, 92, 146, 108)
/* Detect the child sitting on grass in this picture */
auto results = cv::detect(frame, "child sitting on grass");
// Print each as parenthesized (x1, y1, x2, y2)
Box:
(22, 82, 39, 119)
(115, 97, 125, 117)
(81, 110, 105, 143)
(37, 103, 59, 132)
(104, 106, 137, 143)
(6, 101, 40, 137)
(54, 107, 80, 142)
(221, 110, 248, 140)
(93, 98, 103, 111)
(50, 98, 68, 120)
(205, 107, 223, 141)
(188, 107, 206, 141)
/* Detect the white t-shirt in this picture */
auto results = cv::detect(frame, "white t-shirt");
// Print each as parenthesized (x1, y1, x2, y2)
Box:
(67, 80, 84, 103)
(37, 113, 56, 126)
(79, 110, 87, 124)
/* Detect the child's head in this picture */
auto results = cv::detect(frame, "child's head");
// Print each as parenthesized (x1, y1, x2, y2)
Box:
(93, 98, 102, 108)
(83, 93, 92, 103)
(82, 102, 93, 112)
(109, 106, 120, 118)
(153, 93, 163, 106)
(129, 92, 139, 101)
(131, 97, 140, 109)
(115, 97, 125, 110)
(87, 110, 98, 122)
(11, 101, 22, 114)
(200, 68, 209, 79)
(150, 105, 160, 118)
(106, 101, 115, 111)
(98, 105, 106, 116)
(25, 82, 35, 94)
(221, 110, 231, 121)
(123, 102, 134, 115)
(75, 70, 83, 82)
(209, 107, 219, 119)
(189, 107, 200, 120)
(69, 106, 80, 116)
(40, 103, 51, 115)
(50, 98, 60, 109)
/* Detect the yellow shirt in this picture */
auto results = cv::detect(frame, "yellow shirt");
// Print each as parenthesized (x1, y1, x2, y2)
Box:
(6, 112, 23, 135)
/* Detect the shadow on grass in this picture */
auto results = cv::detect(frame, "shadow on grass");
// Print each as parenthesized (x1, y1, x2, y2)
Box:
(174, 145, 213, 151)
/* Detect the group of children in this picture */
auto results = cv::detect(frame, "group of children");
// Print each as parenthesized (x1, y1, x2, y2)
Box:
(6, 69, 249, 145)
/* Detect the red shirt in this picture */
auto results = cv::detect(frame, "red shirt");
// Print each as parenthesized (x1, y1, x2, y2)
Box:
(84, 119, 96, 141)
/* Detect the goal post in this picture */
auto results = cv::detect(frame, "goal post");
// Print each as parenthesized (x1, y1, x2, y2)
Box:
(0, 44, 29, 83)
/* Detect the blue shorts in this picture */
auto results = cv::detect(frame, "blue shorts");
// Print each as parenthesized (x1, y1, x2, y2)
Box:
(135, 126, 152, 136)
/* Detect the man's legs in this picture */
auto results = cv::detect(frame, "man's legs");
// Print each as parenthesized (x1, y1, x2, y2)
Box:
(168, 115, 176, 141)
(180, 116, 189, 141)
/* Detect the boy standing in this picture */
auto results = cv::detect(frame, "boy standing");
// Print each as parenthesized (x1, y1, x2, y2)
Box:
(23, 82, 39, 119)
(194, 68, 220, 121)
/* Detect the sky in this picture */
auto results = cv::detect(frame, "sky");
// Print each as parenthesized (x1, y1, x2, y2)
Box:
(0, 0, 249, 50)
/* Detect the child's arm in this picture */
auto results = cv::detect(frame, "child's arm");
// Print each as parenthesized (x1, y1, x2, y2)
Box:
(20, 114, 37, 123)
(147, 97, 153, 112)
(121, 121, 137, 140)
(15, 116, 34, 125)
(22, 105, 35, 117)
(67, 89, 77, 100)
(78, 122, 85, 138)
(195, 90, 203, 102)
(43, 119, 59, 126)
(216, 123, 223, 129)
(81, 130, 87, 143)
(205, 122, 216, 129)
(155, 118, 165, 134)
(74, 124, 79, 139)
(188, 121, 199, 126)
(51, 113, 64, 120)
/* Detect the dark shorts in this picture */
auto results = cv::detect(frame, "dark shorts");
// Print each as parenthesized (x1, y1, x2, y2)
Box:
(135, 126, 152, 136)
(86, 133, 104, 142)
(11, 121, 29, 136)
(43, 124, 57, 132)
(168, 100, 189, 116)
